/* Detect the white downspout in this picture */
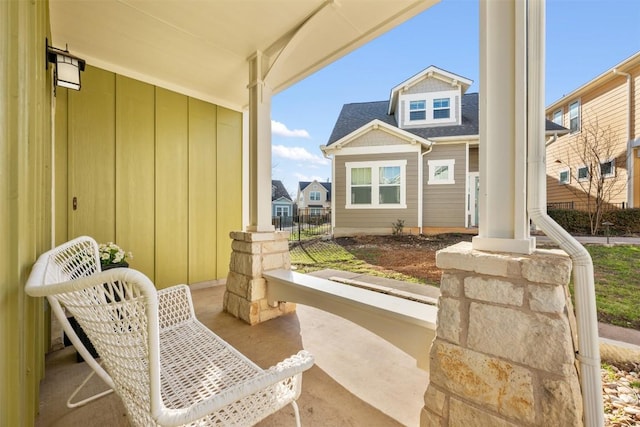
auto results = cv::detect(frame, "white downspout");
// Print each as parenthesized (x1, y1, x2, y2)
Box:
(527, 2, 603, 426)
(320, 146, 335, 236)
(613, 68, 632, 207)
(419, 142, 434, 234)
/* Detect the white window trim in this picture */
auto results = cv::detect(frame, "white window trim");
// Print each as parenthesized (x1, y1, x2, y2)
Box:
(552, 108, 563, 126)
(428, 159, 456, 185)
(309, 191, 321, 201)
(601, 159, 616, 179)
(402, 91, 457, 127)
(569, 100, 580, 134)
(558, 168, 570, 184)
(345, 160, 407, 209)
(275, 206, 290, 216)
(577, 164, 589, 182)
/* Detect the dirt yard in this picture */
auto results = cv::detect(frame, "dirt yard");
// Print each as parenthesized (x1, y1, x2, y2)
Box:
(334, 233, 473, 285)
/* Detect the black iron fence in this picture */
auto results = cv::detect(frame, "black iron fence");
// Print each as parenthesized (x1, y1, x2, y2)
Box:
(547, 201, 627, 212)
(272, 213, 331, 242)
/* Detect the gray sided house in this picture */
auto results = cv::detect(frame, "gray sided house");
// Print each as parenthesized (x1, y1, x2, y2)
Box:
(321, 66, 566, 237)
(271, 180, 293, 217)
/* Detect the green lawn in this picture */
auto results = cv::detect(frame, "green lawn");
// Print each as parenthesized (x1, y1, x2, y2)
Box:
(585, 245, 640, 329)
(291, 238, 640, 330)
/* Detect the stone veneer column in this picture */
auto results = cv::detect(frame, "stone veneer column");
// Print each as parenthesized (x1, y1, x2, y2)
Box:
(224, 231, 296, 324)
(422, 242, 584, 427)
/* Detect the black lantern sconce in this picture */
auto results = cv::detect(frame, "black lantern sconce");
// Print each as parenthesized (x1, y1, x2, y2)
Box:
(46, 38, 86, 91)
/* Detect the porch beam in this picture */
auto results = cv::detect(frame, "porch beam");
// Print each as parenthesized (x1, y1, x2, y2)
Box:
(472, 0, 535, 254)
(247, 51, 275, 232)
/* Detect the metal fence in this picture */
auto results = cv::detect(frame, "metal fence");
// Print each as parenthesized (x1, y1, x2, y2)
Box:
(272, 213, 331, 242)
(547, 201, 628, 212)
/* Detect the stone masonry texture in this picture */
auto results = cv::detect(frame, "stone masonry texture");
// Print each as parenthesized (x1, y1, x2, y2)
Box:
(423, 242, 582, 426)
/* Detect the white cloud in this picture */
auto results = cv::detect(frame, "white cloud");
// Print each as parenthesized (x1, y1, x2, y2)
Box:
(294, 172, 326, 182)
(272, 145, 329, 166)
(271, 120, 310, 138)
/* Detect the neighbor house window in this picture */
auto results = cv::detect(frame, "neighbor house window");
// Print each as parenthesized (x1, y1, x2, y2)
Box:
(553, 109, 563, 126)
(559, 168, 570, 184)
(428, 159, 455, 185)
(310, 191, 321, 201)
(569, 101, 580, 133)
(433, 98, 450, 119)
(275, 206, 289, 216)
(346, 160, 406, 209)
(601, 159, 615, 178)
(577, 165, 589, 181)
(409, 100, 426, 121)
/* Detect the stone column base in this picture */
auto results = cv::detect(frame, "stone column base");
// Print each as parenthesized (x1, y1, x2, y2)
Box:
(224, 231, 296, 324)
(422, 242, 583, 426)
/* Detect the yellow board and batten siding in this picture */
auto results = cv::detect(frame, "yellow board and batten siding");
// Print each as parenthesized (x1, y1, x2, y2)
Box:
(67, 67, 117, 244)
(115, 76, 156, 280)
(215, 107, 243, 276)
(1, 0, 51, 423)
(188, 98, 218, 284)
(55, 65, 242, 288)
(155, 88, 189, 288)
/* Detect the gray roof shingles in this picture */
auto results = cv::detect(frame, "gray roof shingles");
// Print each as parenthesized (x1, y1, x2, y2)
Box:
(271, 180, 292, 202)
(326, 93, 566, 145)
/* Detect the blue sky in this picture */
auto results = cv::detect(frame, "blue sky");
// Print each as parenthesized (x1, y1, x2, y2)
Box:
(271, 0, 640, 197)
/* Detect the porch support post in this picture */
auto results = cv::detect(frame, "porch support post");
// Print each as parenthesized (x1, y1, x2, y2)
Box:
(247, 51, 275, 233)
(472, 0, 534, 254)
(224, 52, 294, 324)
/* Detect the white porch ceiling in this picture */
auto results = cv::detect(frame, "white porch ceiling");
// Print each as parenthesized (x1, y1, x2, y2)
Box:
(50, 0, 439, 111)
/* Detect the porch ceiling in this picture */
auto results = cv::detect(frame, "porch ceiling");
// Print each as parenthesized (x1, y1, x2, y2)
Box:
(49, 0, 439, 111)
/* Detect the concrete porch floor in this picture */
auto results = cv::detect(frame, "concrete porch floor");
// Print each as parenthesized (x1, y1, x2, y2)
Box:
(36, 283, 429, 427)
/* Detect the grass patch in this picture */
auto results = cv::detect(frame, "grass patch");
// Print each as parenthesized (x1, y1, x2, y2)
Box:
(586, 245, 640, 329)
(290, 240, 423, 284)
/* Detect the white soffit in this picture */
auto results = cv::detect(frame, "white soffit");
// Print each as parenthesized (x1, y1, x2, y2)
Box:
(50, 0, 439, 111)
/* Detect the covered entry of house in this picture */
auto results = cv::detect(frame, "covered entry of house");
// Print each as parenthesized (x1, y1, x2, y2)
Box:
(3, 0, 601, 426)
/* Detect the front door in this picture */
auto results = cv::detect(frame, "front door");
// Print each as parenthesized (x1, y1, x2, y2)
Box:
(468, 172, 479, 227)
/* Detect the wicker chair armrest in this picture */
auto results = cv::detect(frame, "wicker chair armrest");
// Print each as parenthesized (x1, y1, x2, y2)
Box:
(155, 350, 315, 426)
(157, 285, 196, 329)
(25, 266, 154, 298)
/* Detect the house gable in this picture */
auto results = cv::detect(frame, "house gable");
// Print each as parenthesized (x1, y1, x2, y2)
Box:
(322, 119, 432, 156)
(297, 180, 331, 209)
(387, 66, 473, 130)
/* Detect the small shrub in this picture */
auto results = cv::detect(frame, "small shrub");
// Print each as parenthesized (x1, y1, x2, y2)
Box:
(392, 219, 405, 235)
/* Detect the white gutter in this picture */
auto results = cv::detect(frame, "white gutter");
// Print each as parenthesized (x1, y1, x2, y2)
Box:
(419, 142, 434, 233)
(613, 68, 633, 207)
(527, 2, 603, 427)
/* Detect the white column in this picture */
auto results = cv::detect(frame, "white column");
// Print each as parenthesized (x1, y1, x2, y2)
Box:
(247, 51, 275, 232)
(472, 0, 534, 254)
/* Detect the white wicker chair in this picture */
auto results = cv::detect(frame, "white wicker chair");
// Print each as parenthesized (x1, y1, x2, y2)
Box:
(26, 236, 314, 426)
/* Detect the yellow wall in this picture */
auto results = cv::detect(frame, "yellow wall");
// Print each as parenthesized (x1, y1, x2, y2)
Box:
(1, 0, 51, 423)
(55, 66, 243, 288)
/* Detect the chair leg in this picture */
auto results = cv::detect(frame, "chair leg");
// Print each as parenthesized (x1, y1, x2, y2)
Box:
(66, 365, 114, 408)
(291, 401, 301, 427)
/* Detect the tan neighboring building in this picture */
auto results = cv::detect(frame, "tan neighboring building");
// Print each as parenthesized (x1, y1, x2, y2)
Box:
(296, 180, 331, 215)
(546, 51, 640, 210)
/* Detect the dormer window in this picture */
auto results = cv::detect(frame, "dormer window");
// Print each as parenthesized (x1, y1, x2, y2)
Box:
(402, 91, 457, 127)
(433, 98, 450, 119)
(409, 100, 426, 121)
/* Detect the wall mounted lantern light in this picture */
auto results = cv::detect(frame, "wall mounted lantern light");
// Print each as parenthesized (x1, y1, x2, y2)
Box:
(46, 38, 86, 91)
